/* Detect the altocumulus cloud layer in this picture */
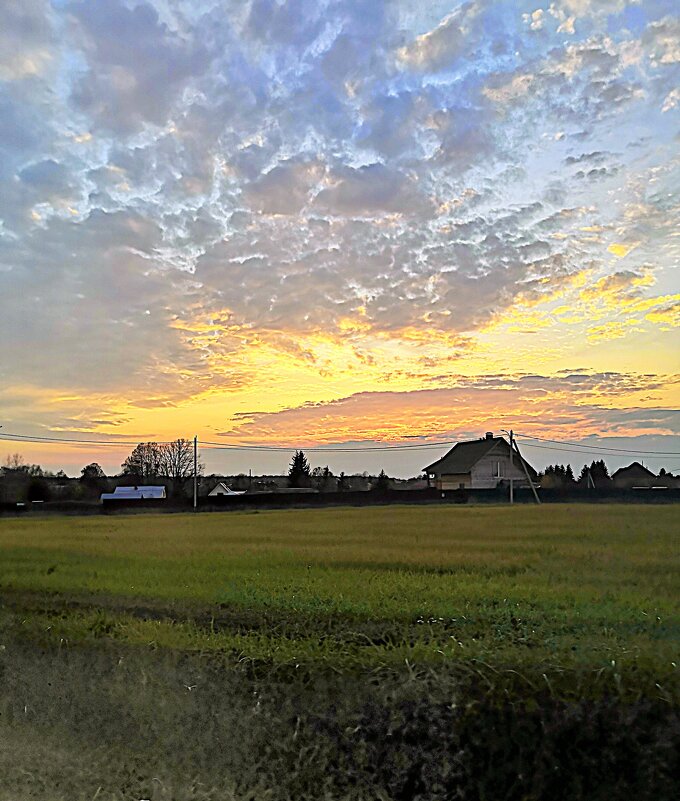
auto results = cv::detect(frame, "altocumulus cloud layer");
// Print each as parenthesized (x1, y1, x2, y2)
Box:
(0, 0, 679, 456)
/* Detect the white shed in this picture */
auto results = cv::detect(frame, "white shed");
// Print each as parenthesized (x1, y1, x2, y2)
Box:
(208, 482, 246, 497)
(100, 485, 167, 501)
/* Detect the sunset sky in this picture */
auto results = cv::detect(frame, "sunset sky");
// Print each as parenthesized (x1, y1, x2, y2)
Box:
(1, 0, 679, 477)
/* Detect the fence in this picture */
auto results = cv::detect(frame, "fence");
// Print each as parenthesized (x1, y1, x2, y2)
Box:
(2, 486, 679, 517)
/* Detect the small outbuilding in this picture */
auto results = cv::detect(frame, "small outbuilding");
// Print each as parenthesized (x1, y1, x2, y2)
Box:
(208, 482, 246, 497)
(424, 432, 537, 491)
(100, 485, 167, 501)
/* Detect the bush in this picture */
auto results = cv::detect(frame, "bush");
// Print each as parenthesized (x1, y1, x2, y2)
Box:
(27, 477, 50, 502)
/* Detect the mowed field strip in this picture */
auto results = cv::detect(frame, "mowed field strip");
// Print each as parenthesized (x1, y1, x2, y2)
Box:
(1, 504, 678, 694)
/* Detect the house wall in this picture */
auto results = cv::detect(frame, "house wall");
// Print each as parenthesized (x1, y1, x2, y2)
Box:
(613, 473, 656, 489)
(470, 451, 528, 489)
(436, 474, 471, 490)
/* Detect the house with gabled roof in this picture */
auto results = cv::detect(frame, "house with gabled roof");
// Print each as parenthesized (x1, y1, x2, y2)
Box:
(611, 462, 656, 489)
(423, 432, 537, 491)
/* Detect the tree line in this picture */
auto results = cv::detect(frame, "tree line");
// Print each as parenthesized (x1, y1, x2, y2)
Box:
(3, 447, 677, 503)
(1, 439, 202, 502)
(287, 450, 391, 491)
(537, 460, 678, 488)
(540, 460, 613, 488)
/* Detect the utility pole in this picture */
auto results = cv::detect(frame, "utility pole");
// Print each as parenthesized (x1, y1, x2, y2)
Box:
(509, 429, 514, 505)
(193, 435, 198, 511)
(501, 429, 514, 504)
(513, 436, 541, 505)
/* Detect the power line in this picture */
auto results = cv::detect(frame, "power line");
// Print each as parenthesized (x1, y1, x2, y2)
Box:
(0, 432, 175, 447)
(515, 432, 680, 456)
(0, 431, 458, 452)
(516, 440, 680, 460)
(2, 428, 679, 460)
(200, 439, 459, 452)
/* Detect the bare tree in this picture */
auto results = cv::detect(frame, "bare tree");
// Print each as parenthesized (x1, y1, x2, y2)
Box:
(159, 439, 202, 495)
(3, 453, 26, 471)
(311, 465, 334, 492)
(2, 453, 44, 476)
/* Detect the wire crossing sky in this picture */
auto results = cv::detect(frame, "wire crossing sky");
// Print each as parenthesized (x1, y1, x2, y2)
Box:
(0, 0, 678, 476)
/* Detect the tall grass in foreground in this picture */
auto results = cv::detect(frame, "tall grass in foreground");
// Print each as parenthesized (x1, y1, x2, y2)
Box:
(1, 639, 679, 801)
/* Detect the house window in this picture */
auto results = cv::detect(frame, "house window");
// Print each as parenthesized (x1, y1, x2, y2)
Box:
(495, 461, 502, 478)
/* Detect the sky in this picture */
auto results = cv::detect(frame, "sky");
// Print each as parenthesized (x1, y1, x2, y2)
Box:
(0, 0, 679, 477)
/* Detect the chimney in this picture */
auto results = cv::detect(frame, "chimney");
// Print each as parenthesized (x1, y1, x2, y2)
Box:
(485, 432, 494, 439)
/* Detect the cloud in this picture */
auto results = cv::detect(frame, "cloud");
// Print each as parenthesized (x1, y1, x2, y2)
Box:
(219, 371, 680, 444)
(642, 16, 680, 66)
(556, 1, 628, 18)
(523, 9, 545, 32)
(0, 0, 54, 81)
(662, 87, 680, 112)
(564, 150, 608, 165)
(314, 163, 434, 217)
(395, 2, 481, 71)
(243, 158, 325, 215)
(0, 0, 678, 449)
(607, 242, 639, 258)
(18, 159, 76, 202)
(0, 208, 211, 397)
(557, 17, 576, 36)
(68, 0, 210, 134)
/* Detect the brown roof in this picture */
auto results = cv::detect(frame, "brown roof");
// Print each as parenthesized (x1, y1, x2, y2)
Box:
(424, 436, 537, 478)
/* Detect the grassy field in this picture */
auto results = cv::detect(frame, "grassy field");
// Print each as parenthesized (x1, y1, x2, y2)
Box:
(1, 504, 679, 683)
(1, 504, 679, 800)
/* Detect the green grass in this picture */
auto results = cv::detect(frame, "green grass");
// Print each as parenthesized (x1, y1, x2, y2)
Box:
(1, 504, 678, 695)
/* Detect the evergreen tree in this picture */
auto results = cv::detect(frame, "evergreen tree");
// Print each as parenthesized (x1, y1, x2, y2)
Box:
(287, 450, 311, 488)
(577, 460, 611, 488)
(590, 459, 611, 486)
(374, 469, 390, 491)
(577, 464, 591, 486)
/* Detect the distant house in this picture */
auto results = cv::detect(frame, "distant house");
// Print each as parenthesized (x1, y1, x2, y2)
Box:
(208, 482, 246, 497)
(100, 485, 166, 502)
(424, 432, 537, 491)
(611, 462, 656, 489)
